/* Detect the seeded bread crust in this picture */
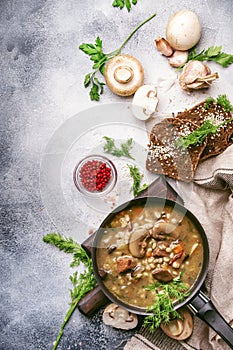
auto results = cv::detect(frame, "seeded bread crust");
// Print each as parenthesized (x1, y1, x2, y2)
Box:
(176, 101, 233, 160)
(146, 118, 206, 182)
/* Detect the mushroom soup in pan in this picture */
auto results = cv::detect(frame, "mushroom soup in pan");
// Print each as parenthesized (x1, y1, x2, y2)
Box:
(96, 202, 204, 309)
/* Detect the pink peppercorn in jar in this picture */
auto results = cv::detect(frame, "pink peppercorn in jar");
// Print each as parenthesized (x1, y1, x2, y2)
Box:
(73, 155, 117, 197)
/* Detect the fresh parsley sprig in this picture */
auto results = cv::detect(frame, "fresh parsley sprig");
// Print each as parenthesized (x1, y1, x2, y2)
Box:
(176, 117, 233, 149)
(215, 94, 233, 112)
(204, 94, 233, 112)
(128, 164, 148, 196)
(204, 97, 215, 110)
(179, 46, 233, 69)
(143, 276, 190, 331)
(112, 0, 138, 12)
(176, 94, 233, 149)
(43, 232, 91, 267)
(103, 136, 135, 159)
(43, 233, 96, 350)
(79, 13, 156, 101)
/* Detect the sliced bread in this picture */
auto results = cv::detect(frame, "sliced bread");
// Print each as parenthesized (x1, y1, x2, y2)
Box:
(176, 101, 233, 160)
(146, 117, 206, 182)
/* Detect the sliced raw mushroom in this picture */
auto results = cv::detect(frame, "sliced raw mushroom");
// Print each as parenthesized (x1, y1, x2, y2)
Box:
(152, 268, 173, 282)
(104, 54, 144, 96)
(128, 228, 150, 258)
(103, 303, 138, 330)
(131, 85, 159, 120)
(161, 318, 184, 337)
(160, 308, 193, 340)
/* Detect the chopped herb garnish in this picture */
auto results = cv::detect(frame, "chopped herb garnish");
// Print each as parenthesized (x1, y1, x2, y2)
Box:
(43, 233, 96, 350)
(143, 274, 190, 331)
(79, 13, 156, 100)
(128, 164, 148, 196)
(204, 97, 215, 110)
(204, 94, 233, 112)
(103, 136, 135, 159)
(112, 0, 138, 12)
(176, 118, 233, 149)
(216, 94, 233, 112)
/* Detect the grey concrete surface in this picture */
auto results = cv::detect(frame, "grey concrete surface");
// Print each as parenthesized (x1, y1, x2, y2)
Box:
(1, 0, 233, 349)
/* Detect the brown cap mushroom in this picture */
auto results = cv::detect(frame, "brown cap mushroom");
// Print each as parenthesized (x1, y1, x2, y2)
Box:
(102, 303, 138, 330)
(104, 54, 144, 96)
(160, 308, 193, 340)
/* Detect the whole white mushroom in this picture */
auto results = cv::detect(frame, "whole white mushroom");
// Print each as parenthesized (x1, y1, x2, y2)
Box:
(166, 10, 201, 51)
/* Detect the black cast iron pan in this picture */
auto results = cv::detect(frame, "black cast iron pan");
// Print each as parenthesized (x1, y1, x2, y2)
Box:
(91, 196, 233, 349)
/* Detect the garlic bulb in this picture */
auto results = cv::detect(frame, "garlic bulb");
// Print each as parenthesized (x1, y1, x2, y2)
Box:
(179, 60, 219, 91)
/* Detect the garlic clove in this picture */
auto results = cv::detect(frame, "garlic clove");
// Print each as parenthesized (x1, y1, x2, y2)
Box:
(168, 50, 188, 67)
(155, 36, 173, 57)
(179, 60, 219, 91)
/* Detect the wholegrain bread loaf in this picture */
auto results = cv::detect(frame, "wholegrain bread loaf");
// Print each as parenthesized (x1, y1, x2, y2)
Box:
(176, 101, 233, 160)
(146, 117, 206, 182)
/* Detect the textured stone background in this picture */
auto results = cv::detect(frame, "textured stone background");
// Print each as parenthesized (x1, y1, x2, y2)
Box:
(1, 1, 233, 349)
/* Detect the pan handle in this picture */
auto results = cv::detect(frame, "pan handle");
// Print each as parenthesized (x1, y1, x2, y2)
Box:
(188, 290, 233, 349)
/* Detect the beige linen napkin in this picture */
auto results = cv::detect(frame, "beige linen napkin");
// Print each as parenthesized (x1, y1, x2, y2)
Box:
(124, 145, 233, 350)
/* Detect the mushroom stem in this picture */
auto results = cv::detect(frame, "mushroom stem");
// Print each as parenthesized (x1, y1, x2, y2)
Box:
(114, 66, 134, 83)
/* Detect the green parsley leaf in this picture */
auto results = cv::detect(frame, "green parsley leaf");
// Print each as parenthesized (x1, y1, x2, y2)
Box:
(216, 94, 233, 112)
(185, 45, 233, 68)
(204, 94, 233, 112)
(89, 79, 104, 101)
(127, 164, 148, 197)
(103, 136, 135, 159)
(204, 45, 222, 57)
(204, 96, 215, 109)
(79, 13, 156, 100)
(112, 0, 138, 12)
(84, 73, 91, 87)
